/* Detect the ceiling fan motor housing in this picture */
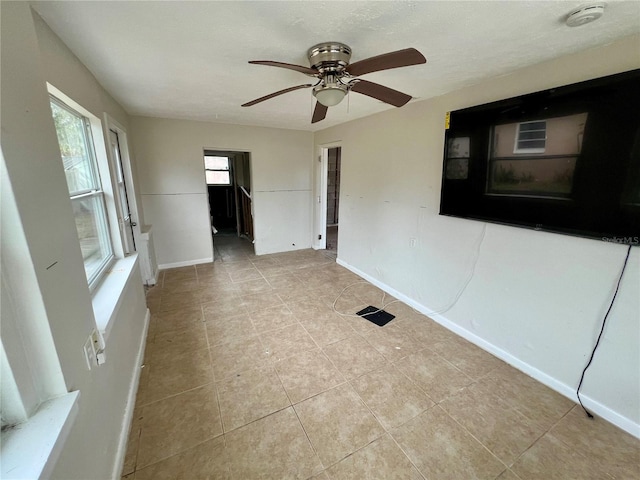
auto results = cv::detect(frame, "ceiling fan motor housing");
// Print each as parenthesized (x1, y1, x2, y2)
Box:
(307, 42, 352, 74)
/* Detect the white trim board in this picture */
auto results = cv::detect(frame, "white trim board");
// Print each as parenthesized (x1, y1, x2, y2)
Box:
(157, 257, 214, 270)
(336, 257, 640, 439)
(110, 308, 150, 480)
(0, 391, 80, 480)
(93, 255, 140, 341)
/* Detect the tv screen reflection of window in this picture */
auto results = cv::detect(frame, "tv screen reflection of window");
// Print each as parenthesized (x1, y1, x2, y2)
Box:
(488, 113, 587, 197)
(440, 70, 640, 243)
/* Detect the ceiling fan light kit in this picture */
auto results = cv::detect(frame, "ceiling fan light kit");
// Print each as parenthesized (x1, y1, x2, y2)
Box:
(313, 73, 348, 107)
(242, 41, 426, 123)
(313, 84, 348, 107)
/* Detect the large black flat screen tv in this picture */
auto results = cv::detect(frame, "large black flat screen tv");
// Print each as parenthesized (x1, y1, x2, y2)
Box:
(440, 69, 640, 244)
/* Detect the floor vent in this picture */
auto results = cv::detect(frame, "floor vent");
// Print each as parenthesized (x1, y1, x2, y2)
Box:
(356, 306, 395, 327)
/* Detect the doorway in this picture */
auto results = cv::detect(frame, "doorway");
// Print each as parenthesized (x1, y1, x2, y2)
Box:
(315, 145, 342, 256)
(326, 147, 341, 256)
(203, 150, 253, 257)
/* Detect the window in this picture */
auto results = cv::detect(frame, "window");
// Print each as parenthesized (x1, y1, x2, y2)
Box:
(50, 97, 114, 286)
(489, 113, 587, 197)
(514, 120, 547, 153)
(445, 136, 470, 180)
(204, 155, 231, 185)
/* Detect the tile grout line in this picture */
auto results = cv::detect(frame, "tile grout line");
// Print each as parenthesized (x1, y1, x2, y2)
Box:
(342, 359, 430, 479)
(384, 431, 429, 480)
(202, 294, 228, 442)
(271, 363, 327, 476)
(140, 249, 626, 479)
(436, 403, 511, 472)
(507, 403, 582, 474)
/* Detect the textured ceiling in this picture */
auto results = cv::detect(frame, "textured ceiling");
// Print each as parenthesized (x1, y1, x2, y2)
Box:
(31, 1, 640, 131)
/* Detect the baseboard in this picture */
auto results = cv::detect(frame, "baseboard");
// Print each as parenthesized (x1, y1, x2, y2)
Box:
(577, 394, 640, 438)
(336, 257, 640, 439)
(110, 308, 150, 479)
(157, 257, 213, 270)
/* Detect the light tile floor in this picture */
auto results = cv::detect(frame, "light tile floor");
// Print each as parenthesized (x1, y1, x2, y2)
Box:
(123, 236, 639, 479)
(326, 225, 338, 260)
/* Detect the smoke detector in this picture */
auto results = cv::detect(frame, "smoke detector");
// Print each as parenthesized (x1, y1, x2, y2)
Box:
(566, 4, 605, 27)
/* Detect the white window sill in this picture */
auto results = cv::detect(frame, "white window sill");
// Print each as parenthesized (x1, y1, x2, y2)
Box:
(92, 254, 139, 341)
(1, 391, 80, 480)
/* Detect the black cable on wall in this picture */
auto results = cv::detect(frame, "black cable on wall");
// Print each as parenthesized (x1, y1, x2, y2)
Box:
(576, 244, 633, 418)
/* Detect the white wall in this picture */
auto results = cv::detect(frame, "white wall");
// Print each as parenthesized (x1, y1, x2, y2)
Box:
(130, 117, 313, 265)
(314, 34, 640, 435)
(1, 4, 148, 478)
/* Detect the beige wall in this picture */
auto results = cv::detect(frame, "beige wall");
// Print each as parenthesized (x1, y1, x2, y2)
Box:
(314, 34, 640, 434)
(130, 116, 313, 265)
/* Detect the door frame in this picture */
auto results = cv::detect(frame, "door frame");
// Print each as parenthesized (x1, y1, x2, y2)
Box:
(313, 141, 341, 251)
(202, 148, 255, 259)
(103, 113, 141, 256)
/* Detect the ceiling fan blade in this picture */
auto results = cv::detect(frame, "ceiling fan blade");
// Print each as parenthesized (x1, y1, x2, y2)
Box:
(242, 84, 313, 107)
(346, 48, 426, 77)
(350, 80, 412, 107)
(249, 60, 318, 75)
(311, 102, 328, 123)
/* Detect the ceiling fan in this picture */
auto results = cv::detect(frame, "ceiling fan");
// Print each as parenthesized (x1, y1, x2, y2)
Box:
(241, 42, 426, 124)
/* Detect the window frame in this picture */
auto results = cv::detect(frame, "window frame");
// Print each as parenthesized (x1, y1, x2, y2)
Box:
(204, 155, 232, 186)
(48, 89, 119, 290)
(514, 120, 547, 154)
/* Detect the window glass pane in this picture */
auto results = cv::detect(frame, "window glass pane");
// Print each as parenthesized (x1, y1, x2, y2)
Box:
(517, 138, 546, 150)
(447, 137, 470, 159)
(112, 140, 124, 183)
(71, 195, 113, 283)
(489, 157, 577, 195)
(50, 100, 97, 194)
(204, 156, 229, 170)
(205, 170, 230, 185)
(519, 121, 546, 132)
(516, 121, 546, 152)
(446, 158, 469, 179)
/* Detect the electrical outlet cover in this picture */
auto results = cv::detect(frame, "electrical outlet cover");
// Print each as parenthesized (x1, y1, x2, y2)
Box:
(83, 337, 95, 370)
